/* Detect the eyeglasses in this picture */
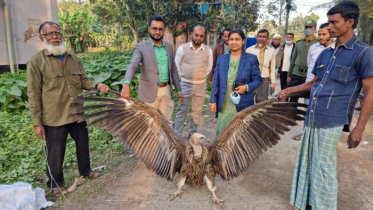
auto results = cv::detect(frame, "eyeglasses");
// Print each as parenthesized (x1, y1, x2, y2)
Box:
(151, 27, 164, 32)
(41, 31, 63, 37)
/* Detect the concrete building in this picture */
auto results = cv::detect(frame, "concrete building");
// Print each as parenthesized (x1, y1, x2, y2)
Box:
(0, 0, 58, 73)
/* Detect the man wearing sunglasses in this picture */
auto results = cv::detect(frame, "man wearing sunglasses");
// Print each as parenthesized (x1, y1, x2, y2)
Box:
(27, 21, 109, 196)
(121, 15, 184, 125)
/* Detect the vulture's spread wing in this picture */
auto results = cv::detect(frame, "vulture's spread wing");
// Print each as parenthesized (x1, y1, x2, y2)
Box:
(74, 89, 185, 181)
(209, 98, 307, 180)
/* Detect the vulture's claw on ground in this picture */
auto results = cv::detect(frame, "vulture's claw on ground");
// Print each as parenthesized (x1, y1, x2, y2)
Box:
(170, 189, 183, 201)
(212, 196, 224, 206)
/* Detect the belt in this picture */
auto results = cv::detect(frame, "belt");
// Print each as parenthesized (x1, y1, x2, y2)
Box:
(298, 68, 307, 73)
(158, 82, 169, 87)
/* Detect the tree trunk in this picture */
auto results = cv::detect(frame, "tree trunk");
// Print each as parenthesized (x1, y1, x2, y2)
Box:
(81, 35, 87, 53)
(220, 0, 225, 17)
(284, 0, 291, 36)
(129, 24, 139, 43)
(70, 38, 77, 54)
(279, 0, 284, 37)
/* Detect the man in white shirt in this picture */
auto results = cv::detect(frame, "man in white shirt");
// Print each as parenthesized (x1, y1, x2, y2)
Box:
(279, 33, 295, 90)
(306, 23, 333, 83)
(304, 23, 333, 105)
(246, 29, 276, 103)
(174, 25, 213, 138)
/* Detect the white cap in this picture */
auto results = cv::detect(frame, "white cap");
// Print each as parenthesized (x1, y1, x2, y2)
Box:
(273, 34, 281, 38)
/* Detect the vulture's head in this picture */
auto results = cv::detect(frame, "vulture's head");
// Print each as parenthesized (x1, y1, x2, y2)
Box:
(189, 133, 207, 145)
(189, 133, 207, 158)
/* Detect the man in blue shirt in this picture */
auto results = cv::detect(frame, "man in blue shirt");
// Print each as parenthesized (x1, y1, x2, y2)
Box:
(278, 1, 373, 209)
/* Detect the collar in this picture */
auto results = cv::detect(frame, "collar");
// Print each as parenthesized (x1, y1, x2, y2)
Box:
(43, 48, 71, 56)
(189, 41, 204, 51)
(151, 39, 164, 47)
(314, 42, 324, 48)
(303, 36, 317, 43)
(271, 43, 280, 49)
(254, 44, 270, 50)
(330, 35, 357, 50)
(315, 42, 332, 49)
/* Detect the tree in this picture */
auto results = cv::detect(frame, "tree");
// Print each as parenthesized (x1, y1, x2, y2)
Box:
(263, 0, 297, 36)
(222, 0, 261, 32)
(262, 20, 279, 36)
(288, 13, 319, 41)
(91, 0, 154, 44)
(355, 0, 373, 45)
(58, 0, 93, 16)
(310, 0, 373, 46)
(155, 0, 201, 51)
(59, 8, 98, 53)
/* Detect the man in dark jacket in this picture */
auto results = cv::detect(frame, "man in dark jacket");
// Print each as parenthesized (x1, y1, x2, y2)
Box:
(208, 28, 232, 84)
(277, 33, 295, 90)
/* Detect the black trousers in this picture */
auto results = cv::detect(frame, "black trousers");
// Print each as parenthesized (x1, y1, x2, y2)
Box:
(44, 121, 91, 188)
(279, 71, 288, 90)
(288, 74, 306, 102)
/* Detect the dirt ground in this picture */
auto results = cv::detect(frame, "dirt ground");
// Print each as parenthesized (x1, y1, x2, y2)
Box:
(55, 89, 373, 210)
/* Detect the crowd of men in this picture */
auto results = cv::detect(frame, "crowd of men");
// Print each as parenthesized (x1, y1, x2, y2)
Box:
(26, 1, 372, 209)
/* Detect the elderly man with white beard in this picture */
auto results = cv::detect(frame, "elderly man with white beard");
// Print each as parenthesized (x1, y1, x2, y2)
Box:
(26, 21, 109, 196)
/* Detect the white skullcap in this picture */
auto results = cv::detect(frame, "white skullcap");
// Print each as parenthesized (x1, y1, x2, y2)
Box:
(273, 34, 281, 38)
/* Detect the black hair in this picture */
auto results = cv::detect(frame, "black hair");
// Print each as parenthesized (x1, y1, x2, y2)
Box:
(148, 15, 166, 27)
(38, 21, 61, 34)
(228, 28, 246, 40)
(327, 1, 360, 29)
(222, 28, 232, 34)
(219, 28, 232, 41)
(257, 29, 269, 37)
(286, 33, 294, 37)
(319, 23, 329, 29)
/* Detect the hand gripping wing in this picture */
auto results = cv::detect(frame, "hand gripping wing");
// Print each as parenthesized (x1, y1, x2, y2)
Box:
(209, 98, 307, 180)
(74, 89, 185, 181)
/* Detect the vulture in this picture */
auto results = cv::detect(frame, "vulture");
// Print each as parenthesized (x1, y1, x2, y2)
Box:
(74, 89, 307, 205)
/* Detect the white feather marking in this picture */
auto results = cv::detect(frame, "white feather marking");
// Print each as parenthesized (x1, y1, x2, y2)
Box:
(118, 98, 134, 107)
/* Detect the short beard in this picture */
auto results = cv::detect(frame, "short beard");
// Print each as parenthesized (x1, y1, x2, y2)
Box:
(192, 38, 202, 46)
(43, 40, 66, 55)
(149, 32, 163, 42)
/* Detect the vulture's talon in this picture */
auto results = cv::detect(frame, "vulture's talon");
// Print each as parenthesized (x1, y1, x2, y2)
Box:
(212, 196, 224, 206)
(170, 190, 183, 201)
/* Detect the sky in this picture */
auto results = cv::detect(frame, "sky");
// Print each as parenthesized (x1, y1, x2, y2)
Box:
(262, 0, 333, 27)
(292, 0, 331, 25)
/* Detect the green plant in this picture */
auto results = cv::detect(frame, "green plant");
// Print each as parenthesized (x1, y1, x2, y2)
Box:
(78, 50, 141, 96)
(0, 72, 28, 111)
(59, 8, 99, 53)
(0, 50, 138, 187)
(0, 109, 127, 188)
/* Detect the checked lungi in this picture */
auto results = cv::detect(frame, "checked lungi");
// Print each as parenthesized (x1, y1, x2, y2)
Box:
(290, 125, 343, 210)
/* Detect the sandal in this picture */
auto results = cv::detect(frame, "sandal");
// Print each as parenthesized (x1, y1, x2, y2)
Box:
(292, 134, 302, 141)
(51, 187, 67, 197)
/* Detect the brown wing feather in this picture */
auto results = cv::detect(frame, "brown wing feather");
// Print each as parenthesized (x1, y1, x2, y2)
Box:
(74, 90, 185, 181)
(209, 98, 306, 181)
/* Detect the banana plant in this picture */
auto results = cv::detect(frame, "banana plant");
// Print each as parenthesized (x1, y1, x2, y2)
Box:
(59, 8, 99, 53)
